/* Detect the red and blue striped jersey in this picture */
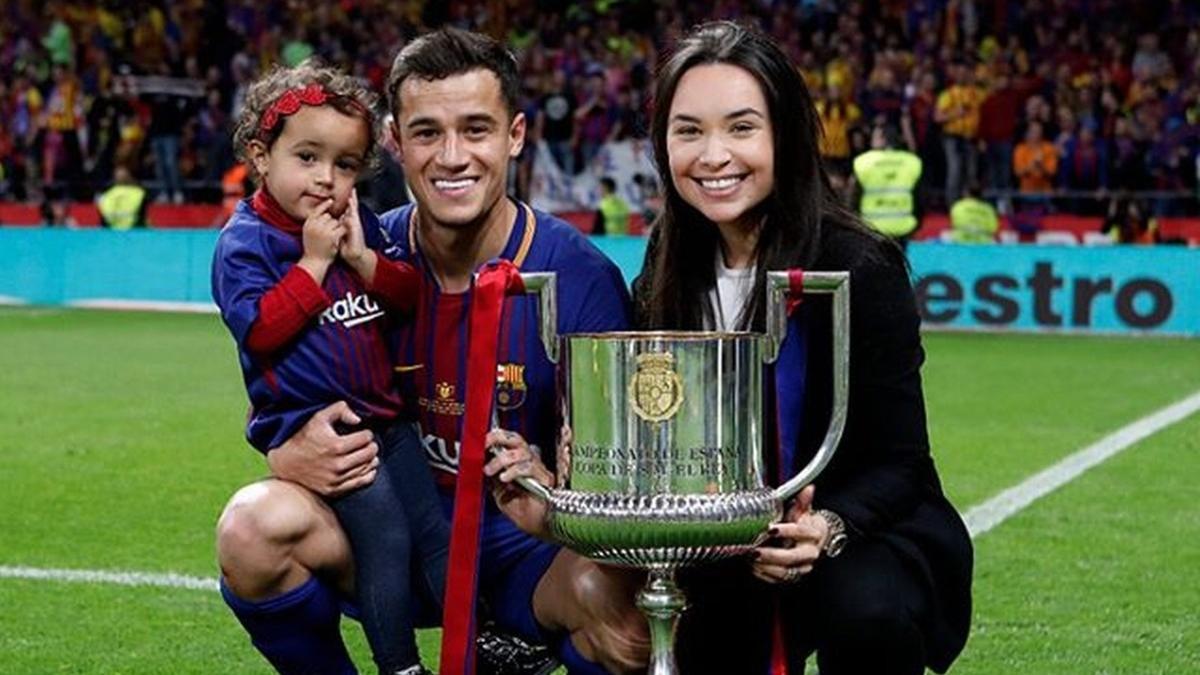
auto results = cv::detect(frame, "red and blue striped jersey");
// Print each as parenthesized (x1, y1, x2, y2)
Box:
(212, 200, 405, 451)
(379, 200, 631, 490)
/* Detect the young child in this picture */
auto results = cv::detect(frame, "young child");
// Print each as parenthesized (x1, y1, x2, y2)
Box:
(211, 62, 444, 675)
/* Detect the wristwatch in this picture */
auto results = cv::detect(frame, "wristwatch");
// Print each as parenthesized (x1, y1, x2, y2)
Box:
(815, 509, 848, 558)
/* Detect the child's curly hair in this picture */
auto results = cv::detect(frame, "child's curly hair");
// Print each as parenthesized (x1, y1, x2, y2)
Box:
(233, 60, 380, 181)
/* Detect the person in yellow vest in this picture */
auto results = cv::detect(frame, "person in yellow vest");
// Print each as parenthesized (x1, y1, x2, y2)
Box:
(97, 166, 148, 229)
(593, 175, 630, 235)
(852, 124, 923, 245)
(948, 183, 999, 243)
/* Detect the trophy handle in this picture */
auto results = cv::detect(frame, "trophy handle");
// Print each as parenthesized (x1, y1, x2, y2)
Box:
(766, 270, 851, 502)
(487, 272, 557, 503)
(517, 272, 559, 364)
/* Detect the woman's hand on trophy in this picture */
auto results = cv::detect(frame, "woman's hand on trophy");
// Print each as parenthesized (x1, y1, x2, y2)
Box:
(751, 485, 829, 584)
(485, 428, 555, 538)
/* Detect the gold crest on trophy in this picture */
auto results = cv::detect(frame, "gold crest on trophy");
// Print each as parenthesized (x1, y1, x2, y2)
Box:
(629, 352, 684, 422)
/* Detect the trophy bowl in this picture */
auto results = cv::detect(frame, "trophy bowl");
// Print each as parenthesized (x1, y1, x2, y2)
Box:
(510, 270, 850, 674)
(550, 330, 780, 567)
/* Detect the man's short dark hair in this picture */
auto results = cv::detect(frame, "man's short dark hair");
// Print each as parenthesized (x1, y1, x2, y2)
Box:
(386, 27, 520, 118)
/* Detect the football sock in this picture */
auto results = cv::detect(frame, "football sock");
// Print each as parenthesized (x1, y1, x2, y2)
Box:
(557, 634, 609, 675)
(220, 575, 357, 675)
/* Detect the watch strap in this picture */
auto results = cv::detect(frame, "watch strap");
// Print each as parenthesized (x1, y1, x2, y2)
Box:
(815, 509, 848, 557)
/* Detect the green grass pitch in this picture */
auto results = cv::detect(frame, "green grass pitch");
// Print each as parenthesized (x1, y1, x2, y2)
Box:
(0, 307, 1197, 673)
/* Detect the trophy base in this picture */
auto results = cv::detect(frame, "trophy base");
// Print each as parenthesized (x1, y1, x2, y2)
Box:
(546, 489, 782, 568)
(637, 569, 687, 675)
(581, 545, 756, 568)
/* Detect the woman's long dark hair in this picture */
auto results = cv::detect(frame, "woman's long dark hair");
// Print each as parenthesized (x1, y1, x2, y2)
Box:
(640, 21, 878, 331)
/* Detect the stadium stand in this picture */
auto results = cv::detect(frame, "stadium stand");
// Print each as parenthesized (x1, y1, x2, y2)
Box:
(1, 0, 1197, 241)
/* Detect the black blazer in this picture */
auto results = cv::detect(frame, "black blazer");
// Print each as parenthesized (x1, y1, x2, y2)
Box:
(633, 223, 973, 671)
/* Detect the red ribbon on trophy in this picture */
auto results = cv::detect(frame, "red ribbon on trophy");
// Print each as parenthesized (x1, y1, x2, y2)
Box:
(769, 267, 805, 675)
(440, 260, 525, 675)
(786, 268, 805, 316)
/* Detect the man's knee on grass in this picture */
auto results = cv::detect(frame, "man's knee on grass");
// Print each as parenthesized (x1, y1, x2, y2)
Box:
(572, 622, 650, 674)
(569, 562, 649, 672)
(217, 481, 342, 598)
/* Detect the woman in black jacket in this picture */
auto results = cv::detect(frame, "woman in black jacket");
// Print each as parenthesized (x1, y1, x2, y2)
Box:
(634, 21, 973, 674)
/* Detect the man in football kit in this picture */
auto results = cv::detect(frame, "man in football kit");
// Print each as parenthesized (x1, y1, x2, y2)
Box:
(214, 27, 650, 675)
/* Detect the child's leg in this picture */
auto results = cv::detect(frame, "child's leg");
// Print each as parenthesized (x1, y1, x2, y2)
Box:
(330, 454, 421, 673)
(378, 422, 451, 613)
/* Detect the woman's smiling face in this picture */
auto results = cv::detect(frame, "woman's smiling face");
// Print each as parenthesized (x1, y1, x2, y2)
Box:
(666, 63, 775, 231)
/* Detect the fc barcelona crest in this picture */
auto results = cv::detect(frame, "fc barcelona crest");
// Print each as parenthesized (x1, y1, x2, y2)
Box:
(495, 362, 527, 411)
(629, 352, 684, 422)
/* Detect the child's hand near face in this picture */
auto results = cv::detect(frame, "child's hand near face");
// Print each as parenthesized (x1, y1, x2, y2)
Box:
(338, 189, 379, 283)
(298, 198, 345, 283)
(338, 189, 367, 262)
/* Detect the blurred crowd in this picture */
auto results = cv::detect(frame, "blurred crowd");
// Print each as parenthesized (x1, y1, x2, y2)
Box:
(1, 0, 1198, 216)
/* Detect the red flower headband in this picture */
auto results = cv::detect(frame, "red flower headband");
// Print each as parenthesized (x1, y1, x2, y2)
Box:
(258, 83, 370, 138)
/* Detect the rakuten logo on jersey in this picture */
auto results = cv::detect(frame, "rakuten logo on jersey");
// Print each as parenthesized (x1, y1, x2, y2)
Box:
(421, 433, 541, 477)
(423, 434, 461, 475)
(319, 292, 384, 328)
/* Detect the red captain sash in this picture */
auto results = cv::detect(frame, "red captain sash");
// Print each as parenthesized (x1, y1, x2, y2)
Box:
(439, 260, 526, 675)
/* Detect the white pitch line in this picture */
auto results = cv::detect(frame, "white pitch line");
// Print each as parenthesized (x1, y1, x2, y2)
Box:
(964, 388, 1200, 539)
(3, 391, 1199, 591)
(67, 299, 219, 314)
(0, 565, 218, 592)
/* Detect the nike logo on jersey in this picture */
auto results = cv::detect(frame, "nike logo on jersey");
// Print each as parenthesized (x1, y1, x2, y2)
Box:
(382, 242, 405, 260)
(319, 292, 384, 328)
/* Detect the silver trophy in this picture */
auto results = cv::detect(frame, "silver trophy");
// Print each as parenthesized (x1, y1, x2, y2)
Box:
(510, 270, 849, 675)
